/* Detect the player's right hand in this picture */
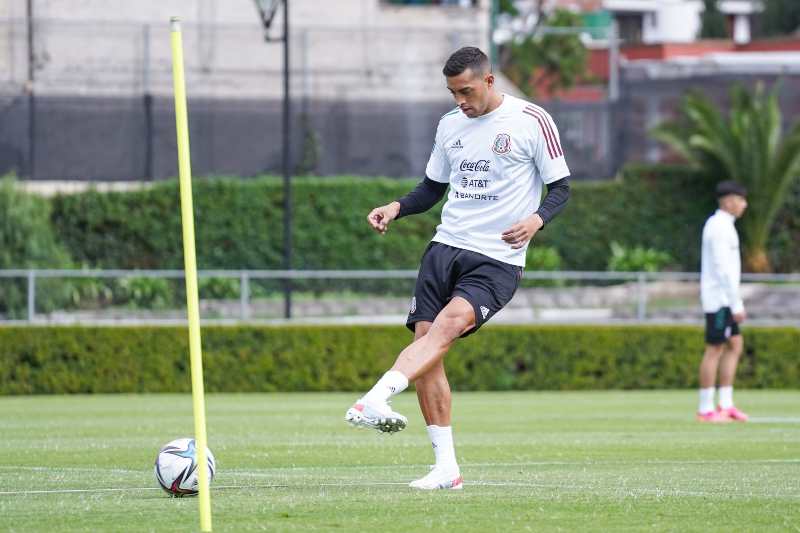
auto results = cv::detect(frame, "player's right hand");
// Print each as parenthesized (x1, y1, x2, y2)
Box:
(367, 202, 400, 235)
(733, 310, 746, 323)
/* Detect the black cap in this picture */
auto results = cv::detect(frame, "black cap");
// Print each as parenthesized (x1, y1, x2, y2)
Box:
(716, 180, 747, 198)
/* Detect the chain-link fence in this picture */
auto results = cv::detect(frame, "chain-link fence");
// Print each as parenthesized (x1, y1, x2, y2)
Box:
(0, 18, 617, 180)
(2, 19, 798, 181)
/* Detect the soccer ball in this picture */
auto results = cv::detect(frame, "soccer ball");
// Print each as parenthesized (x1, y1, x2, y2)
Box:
(154, 438, 216, 497)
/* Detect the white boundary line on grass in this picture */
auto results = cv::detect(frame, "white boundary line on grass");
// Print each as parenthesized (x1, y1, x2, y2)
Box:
(748, 417, 800, 424)
(2, 481, 799, 499)
(2, 458, 798, 475)
(2, 460, 799, 497)
(0, 483, 403, 496)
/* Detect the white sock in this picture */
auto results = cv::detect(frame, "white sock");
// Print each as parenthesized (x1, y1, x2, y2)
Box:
(427, 425, 458, 471)
(698, 387, 715, 414)
(362, 370, 408, 404)
(718, 386, 734, 409)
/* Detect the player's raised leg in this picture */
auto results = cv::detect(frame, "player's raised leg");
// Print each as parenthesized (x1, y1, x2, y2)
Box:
(345, 297, 475, 433)
(392, 296, 475, 380)
(343, 369, 409, 433)
(717, 334, 748, 421)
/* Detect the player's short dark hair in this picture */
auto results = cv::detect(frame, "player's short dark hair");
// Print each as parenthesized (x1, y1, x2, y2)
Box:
(442, 47, 490, 77)
(716, 180, 747, 198)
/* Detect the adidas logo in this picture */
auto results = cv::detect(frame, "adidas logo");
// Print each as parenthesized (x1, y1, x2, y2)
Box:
(480, 306, 490, 319)
(450, 139, 463, 150)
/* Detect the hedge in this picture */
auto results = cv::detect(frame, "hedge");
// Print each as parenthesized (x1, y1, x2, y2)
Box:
(46, 166, 800, 272)
(48, 170, 681, 271)
(49, 177, 440, 271)
(1, 325, 797, 394)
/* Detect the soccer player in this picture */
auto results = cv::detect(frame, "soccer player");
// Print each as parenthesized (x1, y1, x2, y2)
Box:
(344, 47, 571, 489)
(697, 180, 749, 423)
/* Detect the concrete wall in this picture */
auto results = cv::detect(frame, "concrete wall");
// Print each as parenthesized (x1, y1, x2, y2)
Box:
(0, 0, 489, 100)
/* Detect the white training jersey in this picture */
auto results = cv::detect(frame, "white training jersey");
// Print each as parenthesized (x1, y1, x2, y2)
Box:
(701, 209, 744, 313)
(425, 94, 570, 266)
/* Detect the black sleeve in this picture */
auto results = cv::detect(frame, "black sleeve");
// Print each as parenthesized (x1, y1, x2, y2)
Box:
(396, 176, 449, 219)
(534, 177, 570, 226)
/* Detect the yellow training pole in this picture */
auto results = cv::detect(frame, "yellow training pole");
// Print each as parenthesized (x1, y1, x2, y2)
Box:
(170, 16, 212, 532)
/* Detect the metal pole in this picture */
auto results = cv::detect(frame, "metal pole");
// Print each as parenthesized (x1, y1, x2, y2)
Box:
(608, 20, 620, 102)
(609, 20, 624, 175)
(636, 272, 647, 321)
(282, 0, 292, 319)
(143, 24, 154, 180)
(240, 271, 250, 320)
(27, 270, 35, 322)
(26, 0, 35, 179)
(489, 0, 498, 66)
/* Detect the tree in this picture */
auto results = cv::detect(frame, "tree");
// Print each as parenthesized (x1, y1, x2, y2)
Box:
(699, 0, 728, 39)
(760, 0, 800, 37)
(0, 177, 73, 317)
(498, 0, 518, 16)
(652, 84, 800, 272)
(501, 9, 588, 98)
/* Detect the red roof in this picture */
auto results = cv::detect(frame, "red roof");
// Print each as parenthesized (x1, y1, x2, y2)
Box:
(533, 38, 800, 101)
(585, 38, 800, 81)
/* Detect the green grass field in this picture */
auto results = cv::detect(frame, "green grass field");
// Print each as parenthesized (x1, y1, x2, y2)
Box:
(1, 391, 798, 532)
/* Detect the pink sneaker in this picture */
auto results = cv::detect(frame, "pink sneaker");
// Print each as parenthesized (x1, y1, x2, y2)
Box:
(717, 406, 749, 422)
(696, 410, 730, 423)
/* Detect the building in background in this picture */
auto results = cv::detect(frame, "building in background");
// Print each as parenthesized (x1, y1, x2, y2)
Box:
(520, 0, 798, 103)
(0, 0, 491, 100)
(544, 0, 761, 44)
(0, 0, 500, 180)
(0, 0, 796, 182)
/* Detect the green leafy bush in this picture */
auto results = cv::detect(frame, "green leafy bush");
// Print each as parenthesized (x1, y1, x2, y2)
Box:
(0, 325, 796, 394)
(116, 277, 174, 309)
(607, 242, 673, 272)
(525, 245, 562, 271)
(522, 245, 563, 287)
(199, 277, 241, 299)
(0, 178, 74, 318)
(64, 278, 115, 309)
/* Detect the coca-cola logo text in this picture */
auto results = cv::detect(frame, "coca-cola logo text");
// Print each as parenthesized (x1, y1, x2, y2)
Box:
(459, 159, 490, 172)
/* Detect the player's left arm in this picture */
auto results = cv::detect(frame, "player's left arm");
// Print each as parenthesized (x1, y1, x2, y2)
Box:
(502, 108, 570, 249)
(501, 178, 570, 249)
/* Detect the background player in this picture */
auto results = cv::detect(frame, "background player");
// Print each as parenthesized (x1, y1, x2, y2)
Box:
(697, 180, 749, 423)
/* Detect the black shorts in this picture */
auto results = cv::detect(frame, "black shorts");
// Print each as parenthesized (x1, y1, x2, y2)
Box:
(406, 242, 522, 337)
(704, 307, 741, 345)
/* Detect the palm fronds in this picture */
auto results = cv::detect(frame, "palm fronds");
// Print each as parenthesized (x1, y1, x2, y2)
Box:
(651, 83, 800, 272)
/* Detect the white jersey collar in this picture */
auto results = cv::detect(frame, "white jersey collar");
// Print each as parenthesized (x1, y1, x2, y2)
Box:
(472, 94, 507, 120)
(715, 208, 736, 224)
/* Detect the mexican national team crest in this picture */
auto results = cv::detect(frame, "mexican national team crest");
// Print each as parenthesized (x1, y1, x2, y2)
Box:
(492, 133, 512, 155)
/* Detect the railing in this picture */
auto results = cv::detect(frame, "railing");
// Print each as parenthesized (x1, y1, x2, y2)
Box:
(1, 269, 799, 326)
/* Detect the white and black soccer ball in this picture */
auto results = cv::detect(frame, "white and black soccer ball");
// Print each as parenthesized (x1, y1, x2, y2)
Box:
(154, 438, 216, 497)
